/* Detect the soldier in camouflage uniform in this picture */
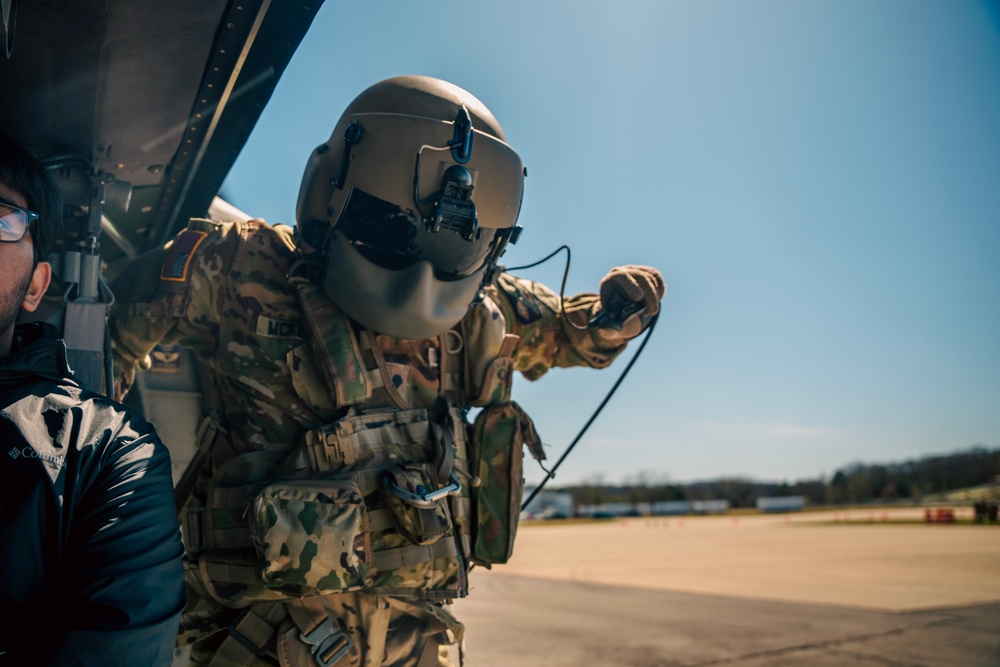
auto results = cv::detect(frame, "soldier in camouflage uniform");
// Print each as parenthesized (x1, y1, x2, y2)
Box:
(109, 76, 664, 667)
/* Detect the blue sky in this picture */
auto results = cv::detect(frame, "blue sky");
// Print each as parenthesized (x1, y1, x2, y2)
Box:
(223, 0, 1000, 485)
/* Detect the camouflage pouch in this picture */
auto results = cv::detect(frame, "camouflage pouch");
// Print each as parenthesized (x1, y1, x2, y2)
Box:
(380, 464, 450, 546)
(468, 401, 544, 567)
(248, 479, 373, 594)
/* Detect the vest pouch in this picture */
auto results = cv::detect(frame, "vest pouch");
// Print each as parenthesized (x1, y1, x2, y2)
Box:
(380, 464, 450, 546)
(248, 479, 372, 595)
(468, 401, 541, 567)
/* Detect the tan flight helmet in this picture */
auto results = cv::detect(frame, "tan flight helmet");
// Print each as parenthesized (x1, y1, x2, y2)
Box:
(296, 75, 525, 340)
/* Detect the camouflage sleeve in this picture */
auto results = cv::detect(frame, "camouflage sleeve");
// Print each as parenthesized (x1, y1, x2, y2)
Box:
(108, 218, 242, 400)
(489, 272, 629, 381)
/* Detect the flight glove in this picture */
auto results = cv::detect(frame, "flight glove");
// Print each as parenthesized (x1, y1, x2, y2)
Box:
(594, 265, 665, 341)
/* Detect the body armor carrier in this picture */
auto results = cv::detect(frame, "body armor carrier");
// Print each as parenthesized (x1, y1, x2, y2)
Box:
(180, 269, 544, 613)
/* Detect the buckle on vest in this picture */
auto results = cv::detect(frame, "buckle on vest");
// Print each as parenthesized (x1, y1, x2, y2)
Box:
(383, 471, 462, 509)
(300, 617, 353, 667)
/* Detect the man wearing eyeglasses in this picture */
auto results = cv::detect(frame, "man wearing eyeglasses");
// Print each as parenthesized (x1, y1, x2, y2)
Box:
(0, 133, 187, 666)
(0, 170, 52, 353)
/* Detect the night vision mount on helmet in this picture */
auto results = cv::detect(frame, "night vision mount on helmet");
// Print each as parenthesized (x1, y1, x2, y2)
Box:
(296, 76, 525, 340)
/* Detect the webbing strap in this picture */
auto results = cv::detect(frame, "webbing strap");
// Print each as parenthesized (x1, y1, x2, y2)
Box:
(359, 330, 411, 410)
(293, 277, 370, 406)
(438, 327, 465, 404)
(213, 486, 254, 511)
(176, 416, 224, 515)
(384, 597, 467, 649)
(498, 334, 520, 358)
(201, 559, 262, 587)
(285, 597, 329, 641)
(450, 494, 472, 514)
(371, 538, 457, 571)
(295, 411, 432, 473)
(366, 508, 398, 532)
(183, 503, 205, 553)
(213, 526, 253, 550)
(207, 483, 266, 551)
(448, 407, 469, 465)
(209, 602, 287, 667)
(197, 536, 456, 601)
(451, 494, 473, 559)
(357, 468, 384, 492)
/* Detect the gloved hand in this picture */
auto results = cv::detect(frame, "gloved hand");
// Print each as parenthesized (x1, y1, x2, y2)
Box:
(593, 265, 665, 340)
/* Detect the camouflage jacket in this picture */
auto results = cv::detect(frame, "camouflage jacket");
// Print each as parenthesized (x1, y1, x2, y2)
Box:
(109, 218, 630, 457)
(108, 218, 639, 661)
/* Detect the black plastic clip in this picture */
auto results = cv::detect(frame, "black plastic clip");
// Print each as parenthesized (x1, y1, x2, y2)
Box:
(448, 106, 474, 164)
(333, 120, 365, 190)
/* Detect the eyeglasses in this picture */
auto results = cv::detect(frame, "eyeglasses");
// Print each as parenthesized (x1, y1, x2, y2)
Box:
(0, 201, 39, 243)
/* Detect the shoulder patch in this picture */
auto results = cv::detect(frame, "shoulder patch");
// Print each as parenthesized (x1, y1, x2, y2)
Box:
(503, 284, 542, 324)
(149, 343, 184, 373)
(161, 230, 208, 281)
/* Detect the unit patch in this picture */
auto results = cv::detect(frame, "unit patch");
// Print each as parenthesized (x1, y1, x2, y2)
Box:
(504, 286, 542, 324)
(160, 230, 208, 281)
(255, 316, 304, 339)
(150, 343, 184, 373)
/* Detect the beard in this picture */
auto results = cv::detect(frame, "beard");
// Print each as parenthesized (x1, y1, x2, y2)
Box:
(0, 266, 35, 341)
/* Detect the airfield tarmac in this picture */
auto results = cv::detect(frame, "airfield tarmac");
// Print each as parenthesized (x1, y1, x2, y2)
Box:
(452, 508, 1000, 666)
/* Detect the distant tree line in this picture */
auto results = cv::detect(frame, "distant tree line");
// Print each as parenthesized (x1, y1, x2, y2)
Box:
(557, 445, 1000, 509)
(825, 445, 1000, 504)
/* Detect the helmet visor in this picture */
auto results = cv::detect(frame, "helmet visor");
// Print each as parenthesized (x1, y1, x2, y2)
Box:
(335, 187, 499, 281)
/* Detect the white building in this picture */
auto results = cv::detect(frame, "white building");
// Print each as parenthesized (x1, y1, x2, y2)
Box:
(522, 488, 574, 519)
(756, 496, 805, 512)
(690, 499, 730, 514)
(652, 500, 691, 515)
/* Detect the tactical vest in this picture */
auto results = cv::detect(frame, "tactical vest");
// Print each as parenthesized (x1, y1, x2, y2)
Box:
(181, 268, 545, 610)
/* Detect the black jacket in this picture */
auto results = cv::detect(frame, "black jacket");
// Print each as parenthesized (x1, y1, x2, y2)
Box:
(0, 329, 186, 666)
